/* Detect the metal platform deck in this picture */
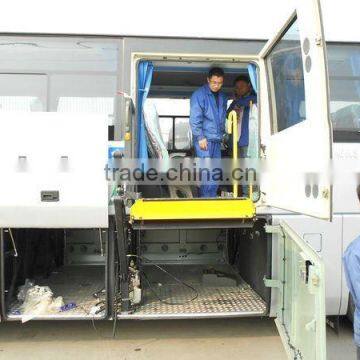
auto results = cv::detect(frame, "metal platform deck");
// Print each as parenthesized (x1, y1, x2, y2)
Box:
(118, 265, 267, 319)
(126, 285, 267, 319)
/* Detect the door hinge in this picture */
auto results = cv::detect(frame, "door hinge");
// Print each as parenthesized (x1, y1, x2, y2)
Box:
(315, 36, 322, 46)
(264, 277, 281, 288)
(322, 188, 330, 199)
(265, 225, 282, 234)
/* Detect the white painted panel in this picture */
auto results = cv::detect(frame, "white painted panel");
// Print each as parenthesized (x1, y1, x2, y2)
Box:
(333, 143, 360, 214)
(0, 1, 359, 42)
(0, 112, 108, 228)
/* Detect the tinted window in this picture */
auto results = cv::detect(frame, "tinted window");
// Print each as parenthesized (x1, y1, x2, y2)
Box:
(327, 44, 360, 142)
(0, 74, 47, 111)
(173, 117, 191, 150)
(159, 116, 191, 151)
(266, 20, 306, 133)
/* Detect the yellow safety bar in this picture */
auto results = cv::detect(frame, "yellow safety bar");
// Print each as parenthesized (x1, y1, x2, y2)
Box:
(248, 101, 253, 200)
(226, 108, 253, 199)
(227, 110, 238, 197)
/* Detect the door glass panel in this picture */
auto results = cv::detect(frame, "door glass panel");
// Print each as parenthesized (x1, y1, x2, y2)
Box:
(267, 19, 306, 133)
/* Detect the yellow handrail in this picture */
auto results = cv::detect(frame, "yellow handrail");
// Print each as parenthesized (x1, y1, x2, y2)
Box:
(227, 110, 238, 197)
(227, 106, 254, 200)
(248, 101, 253, 200)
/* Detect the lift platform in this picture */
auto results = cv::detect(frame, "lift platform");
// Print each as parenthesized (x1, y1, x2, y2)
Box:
(129, 198, 256, 229)
(128, 110, 257, 230)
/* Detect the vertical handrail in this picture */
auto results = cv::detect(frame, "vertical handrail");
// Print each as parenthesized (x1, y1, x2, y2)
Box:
(227, 110, 238, 198)
(249, 101, 253, 201)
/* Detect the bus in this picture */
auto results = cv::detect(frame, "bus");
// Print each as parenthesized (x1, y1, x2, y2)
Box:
(0, 1, 359, 359)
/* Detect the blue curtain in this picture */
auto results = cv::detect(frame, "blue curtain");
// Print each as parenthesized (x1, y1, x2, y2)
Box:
(245, 63, 259, 160)
(247, 63, 258, 94)
(137, 61, 154, 159)
(350, 53, 360, 98)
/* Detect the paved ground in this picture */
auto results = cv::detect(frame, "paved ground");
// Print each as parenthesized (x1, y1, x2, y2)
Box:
(0, 317, 356, 360)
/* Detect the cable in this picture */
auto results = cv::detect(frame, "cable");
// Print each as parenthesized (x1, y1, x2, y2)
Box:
(112, 283, 118, 337)
(127, 254, 198, 305)
(112, 251, 120, 338)
(186, 252, 219, 255)
(141, 271, 198, 306)
(90, 289, 115, 339)
(108, 184, 119, 205)
(91, 316, 118, 340)
(92, 287, 106, 299)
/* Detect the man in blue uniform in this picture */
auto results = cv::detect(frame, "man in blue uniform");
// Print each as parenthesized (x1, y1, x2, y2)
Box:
(190, 67, 227, 197)
(227, 75, 257, 157)
(343, 186, 360, 358)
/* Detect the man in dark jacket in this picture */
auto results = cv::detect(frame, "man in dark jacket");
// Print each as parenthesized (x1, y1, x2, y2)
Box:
(227, 75, 257, 158)
(226, 75, 257, 196)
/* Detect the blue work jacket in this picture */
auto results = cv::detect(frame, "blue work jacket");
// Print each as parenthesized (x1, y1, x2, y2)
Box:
(343, 235, 360, 346)
(190, 84, 227, 142)
(227, 94, 257, 147)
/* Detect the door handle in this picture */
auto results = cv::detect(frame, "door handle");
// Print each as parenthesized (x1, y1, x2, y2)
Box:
(117, 90, 134, 140)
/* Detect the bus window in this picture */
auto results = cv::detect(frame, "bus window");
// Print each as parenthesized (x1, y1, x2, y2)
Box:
(0, 74, 47, 111)
(327, 44, 360, 142)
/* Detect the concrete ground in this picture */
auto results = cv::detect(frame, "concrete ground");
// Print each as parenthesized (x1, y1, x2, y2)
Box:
(0, 317, 356, 360)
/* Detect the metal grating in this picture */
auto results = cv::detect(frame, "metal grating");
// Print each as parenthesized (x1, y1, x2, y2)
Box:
(133, 284, 267, 316)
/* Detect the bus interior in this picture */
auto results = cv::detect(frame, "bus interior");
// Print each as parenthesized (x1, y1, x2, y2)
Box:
(138, 60, 260, 200)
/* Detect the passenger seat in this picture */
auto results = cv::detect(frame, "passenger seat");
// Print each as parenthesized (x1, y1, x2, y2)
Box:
(143, 100, 194, 198)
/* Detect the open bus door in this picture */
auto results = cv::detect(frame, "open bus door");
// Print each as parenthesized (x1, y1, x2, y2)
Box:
(258, 0, 332, 221)
(258, 0, 330, 358)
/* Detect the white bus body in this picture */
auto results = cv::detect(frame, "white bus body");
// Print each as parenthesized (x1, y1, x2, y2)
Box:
(0, 1, 359, 358)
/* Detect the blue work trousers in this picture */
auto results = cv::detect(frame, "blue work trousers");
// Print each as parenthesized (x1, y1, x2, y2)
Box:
(194, 140, 221, 198)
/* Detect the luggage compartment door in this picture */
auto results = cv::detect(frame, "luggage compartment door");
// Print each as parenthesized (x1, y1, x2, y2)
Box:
(0, 112, 108, 228)
(259, 0, 332, 220)
(268, 221, 326, 360)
